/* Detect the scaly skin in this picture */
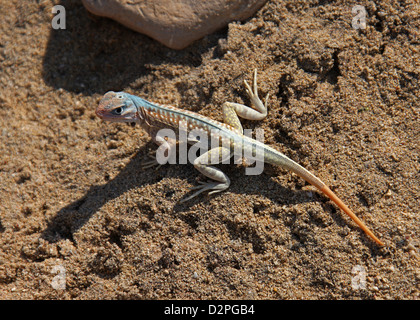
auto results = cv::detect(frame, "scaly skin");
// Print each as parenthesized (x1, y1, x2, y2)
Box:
(96, 70, 384, 246)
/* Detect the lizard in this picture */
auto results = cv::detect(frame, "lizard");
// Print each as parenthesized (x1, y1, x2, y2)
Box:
(95, 69, 384, 246)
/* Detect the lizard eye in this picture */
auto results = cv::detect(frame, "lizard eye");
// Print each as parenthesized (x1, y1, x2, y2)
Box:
(112, 107, 123, 115)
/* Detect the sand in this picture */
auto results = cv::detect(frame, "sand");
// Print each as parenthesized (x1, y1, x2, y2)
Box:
(0, 0, 418, 299)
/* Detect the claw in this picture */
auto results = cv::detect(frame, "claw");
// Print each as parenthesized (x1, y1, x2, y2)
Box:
(244, 80, 253, 97)
(253, 68, 258, 95)
(244, 69, 259, 96)
(264, 93, 269, 109)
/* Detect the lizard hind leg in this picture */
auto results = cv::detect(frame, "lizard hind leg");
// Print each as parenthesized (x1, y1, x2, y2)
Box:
(180, 147, 232, 203)
(221, 69, 269, 136)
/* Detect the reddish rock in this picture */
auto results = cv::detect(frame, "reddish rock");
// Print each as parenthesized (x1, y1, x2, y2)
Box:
(82, 0, 267, 49)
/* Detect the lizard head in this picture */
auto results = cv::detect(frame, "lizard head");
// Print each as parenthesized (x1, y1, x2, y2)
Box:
(96, 91, 139, 123)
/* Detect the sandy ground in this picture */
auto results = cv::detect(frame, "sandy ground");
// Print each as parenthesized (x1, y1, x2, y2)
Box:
(0, 0, 419, 299)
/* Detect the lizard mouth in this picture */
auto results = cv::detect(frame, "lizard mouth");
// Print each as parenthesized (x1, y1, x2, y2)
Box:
(95, 106, 105, 118)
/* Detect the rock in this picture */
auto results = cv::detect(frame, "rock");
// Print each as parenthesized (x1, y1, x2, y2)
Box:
(82, 0, 267, 49)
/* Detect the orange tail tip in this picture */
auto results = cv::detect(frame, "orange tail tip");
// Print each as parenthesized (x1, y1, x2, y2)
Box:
(320, 185, 384, 246)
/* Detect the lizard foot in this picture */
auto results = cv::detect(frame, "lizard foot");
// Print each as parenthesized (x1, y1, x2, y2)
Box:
(244, 69, 269, 114)
(180, 180, 229, 203)
(141, 153, 162, 170)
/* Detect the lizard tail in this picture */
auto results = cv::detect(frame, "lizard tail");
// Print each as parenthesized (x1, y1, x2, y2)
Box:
(319, 185, 384, 246)
(265, 152, 384, 246)
(280, 158, 384, 246)
(258, 144, 384, 245)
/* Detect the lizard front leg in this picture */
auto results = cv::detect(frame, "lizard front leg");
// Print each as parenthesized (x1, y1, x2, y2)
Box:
(142, 127, 178, 169)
